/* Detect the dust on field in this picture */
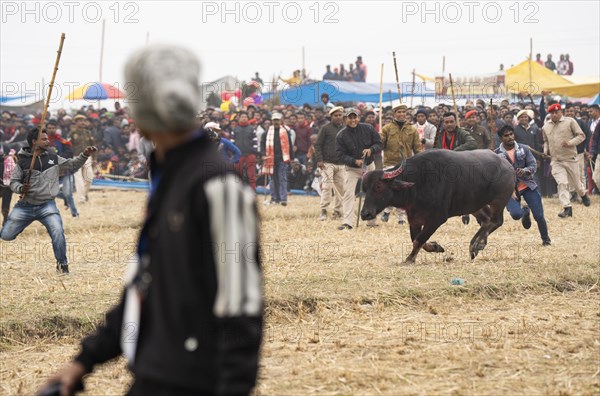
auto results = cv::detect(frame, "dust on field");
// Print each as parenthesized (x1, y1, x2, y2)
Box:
(1, 191, 599, 395)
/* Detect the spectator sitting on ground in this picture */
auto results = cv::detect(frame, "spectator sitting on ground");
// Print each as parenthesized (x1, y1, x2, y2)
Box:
(287, 159, 308, 191)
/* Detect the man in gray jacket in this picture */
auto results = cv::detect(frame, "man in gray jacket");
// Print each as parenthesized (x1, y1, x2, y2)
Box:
(1, 128, 96, 273)
(315, 106, 346, 221)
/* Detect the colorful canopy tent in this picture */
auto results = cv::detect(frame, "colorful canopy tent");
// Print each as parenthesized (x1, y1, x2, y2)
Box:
(505, 60, 572, 94)
(0, 93, 44, 113)
(545, 82, 600, 98)
(262, 80, 435, 106)
(66, 83, 125, 100)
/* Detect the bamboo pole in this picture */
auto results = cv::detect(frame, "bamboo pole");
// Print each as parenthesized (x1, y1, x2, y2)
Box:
(449, 73, 460, 128)
(379, 63, 384, 130)
(22, 33, 66, 199)
(392, 51, 402, 106)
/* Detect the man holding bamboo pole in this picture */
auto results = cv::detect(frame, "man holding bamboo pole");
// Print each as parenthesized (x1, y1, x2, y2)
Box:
(0, 128, 96, 274)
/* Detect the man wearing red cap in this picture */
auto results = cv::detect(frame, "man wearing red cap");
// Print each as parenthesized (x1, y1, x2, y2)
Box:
(463, 109, 491, 149)
(542, 103, 591, 217)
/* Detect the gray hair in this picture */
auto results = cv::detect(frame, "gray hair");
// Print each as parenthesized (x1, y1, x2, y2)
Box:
(124, 44, 201, 134)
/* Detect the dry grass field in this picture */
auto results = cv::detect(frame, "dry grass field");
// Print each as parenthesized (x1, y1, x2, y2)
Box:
(1, 190, 599, 395)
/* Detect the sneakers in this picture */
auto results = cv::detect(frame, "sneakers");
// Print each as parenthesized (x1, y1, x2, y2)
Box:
(542, 238, 551, 246)
(521, 206, 531, 229)
(461, 215, 470, 225)
(56, 263, 69, 274)
(319, 209, 327, 221)
(581, 194, 591, 207)
(338, 223, 353, 230)
(331, 211, 342, 220)
(381, 212, 390, 222)
(558, 207, 573, 218)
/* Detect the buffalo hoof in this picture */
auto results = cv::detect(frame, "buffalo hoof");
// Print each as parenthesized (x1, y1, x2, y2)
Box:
(403, 256, 416, 264)
(423, 241, 445, 253)
(469, 241, 486, 260)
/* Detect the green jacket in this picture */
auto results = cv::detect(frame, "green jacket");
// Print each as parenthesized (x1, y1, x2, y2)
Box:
(434, 127, 477, 151)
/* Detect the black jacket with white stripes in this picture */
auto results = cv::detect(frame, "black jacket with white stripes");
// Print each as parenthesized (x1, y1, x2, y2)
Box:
(74, 134, 263, 395)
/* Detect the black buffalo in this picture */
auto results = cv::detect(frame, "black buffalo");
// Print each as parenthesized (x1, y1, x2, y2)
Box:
(360, 149, 515, 263)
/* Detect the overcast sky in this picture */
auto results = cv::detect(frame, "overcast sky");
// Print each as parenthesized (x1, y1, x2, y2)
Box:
(1, 0, 598, 102)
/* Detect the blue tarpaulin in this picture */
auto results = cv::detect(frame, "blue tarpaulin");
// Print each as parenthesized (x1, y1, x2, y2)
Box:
(92, 179, 319, 196)
(262, 80, 436, 106)
(588, 94, 600, 105)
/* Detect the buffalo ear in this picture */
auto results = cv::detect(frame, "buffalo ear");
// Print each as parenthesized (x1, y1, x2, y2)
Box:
(389, 180, 415, 191)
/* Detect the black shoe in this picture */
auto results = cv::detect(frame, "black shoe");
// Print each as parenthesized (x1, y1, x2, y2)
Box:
(581, 194, 591, 207)
(398, 220, 406, 225)
(281, 202, 287, 206)
(338, 223, 353, 230)
(332, 211, 342, 220)
(542, 238, 551, 246)
(381, 212, 390, 222)
(570, 192, 578, 202)
(521, 206, 532, 229)
(72, 213, 79, 218)
(558, 207, 573, 218)
(56, 263, 69, 274)
(462, 215, 470, 225)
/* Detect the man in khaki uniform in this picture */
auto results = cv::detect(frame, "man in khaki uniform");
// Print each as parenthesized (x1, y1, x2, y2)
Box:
(542, 103, 591, 217)
(380, 104, 423, 224)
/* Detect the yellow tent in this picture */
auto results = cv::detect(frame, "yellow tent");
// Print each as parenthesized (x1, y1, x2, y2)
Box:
(505, 59, 572, 94)
(545, 82, 600, 98)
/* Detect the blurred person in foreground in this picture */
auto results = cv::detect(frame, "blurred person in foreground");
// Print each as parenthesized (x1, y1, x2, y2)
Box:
(41, 44, 262, 396)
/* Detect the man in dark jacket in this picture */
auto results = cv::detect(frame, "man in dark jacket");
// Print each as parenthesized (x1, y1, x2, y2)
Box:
(41, 44, 262, 396)
(315, 106, 345, 221)
(495, 125, 551, 246)
(231, 111, 258, 190)
(335, 107, 382, 230)
(434, 112, 477, 151)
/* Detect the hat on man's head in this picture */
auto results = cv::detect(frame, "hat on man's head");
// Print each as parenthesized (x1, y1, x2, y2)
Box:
(415, 109, 428, 117)
(271, 113, 283, 120)
(204, 121, 221, 131)
(393, 104, 408, 112)
(548, 103, 562, 113)
(329, 106, 344, 116)
(517, 109, 534, 119)
(73, 114, 87, 121)
(345, 108, 359, 117)
(464, 110, 478, 119)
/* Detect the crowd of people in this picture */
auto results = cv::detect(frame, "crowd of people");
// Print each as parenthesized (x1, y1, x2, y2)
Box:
(535, 53, 575, 75)
(322, 56, 367, 82)
(2, 91, 599, 231)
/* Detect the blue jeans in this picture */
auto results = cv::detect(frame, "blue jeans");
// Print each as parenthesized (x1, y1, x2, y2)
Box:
(57, 174, 79, 217)
(270, 162, 289, 203)
(506, 187, 549, 240)
(0, 200, 68, 265)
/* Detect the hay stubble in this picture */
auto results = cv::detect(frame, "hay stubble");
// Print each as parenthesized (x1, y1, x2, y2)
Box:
(1, 191, 599, 395)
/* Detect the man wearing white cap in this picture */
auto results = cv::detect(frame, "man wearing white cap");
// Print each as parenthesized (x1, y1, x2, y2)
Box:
(335, 107, 382, 229)
(260, 112, 293, 205)
(315, 106, 346, 220)
(514, 109, 539, 149)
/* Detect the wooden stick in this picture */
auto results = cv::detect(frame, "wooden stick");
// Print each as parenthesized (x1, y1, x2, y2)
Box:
(410, 69, 416, 108)
(22, 33, 66, 200)
(392, 51, 402, 106)
(449, 73, 460, 128)
(489, 99, 496, 150)
(379, 63, 384, 131)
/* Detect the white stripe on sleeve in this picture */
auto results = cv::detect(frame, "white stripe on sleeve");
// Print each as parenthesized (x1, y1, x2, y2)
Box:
(205, 174, 262, 317)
